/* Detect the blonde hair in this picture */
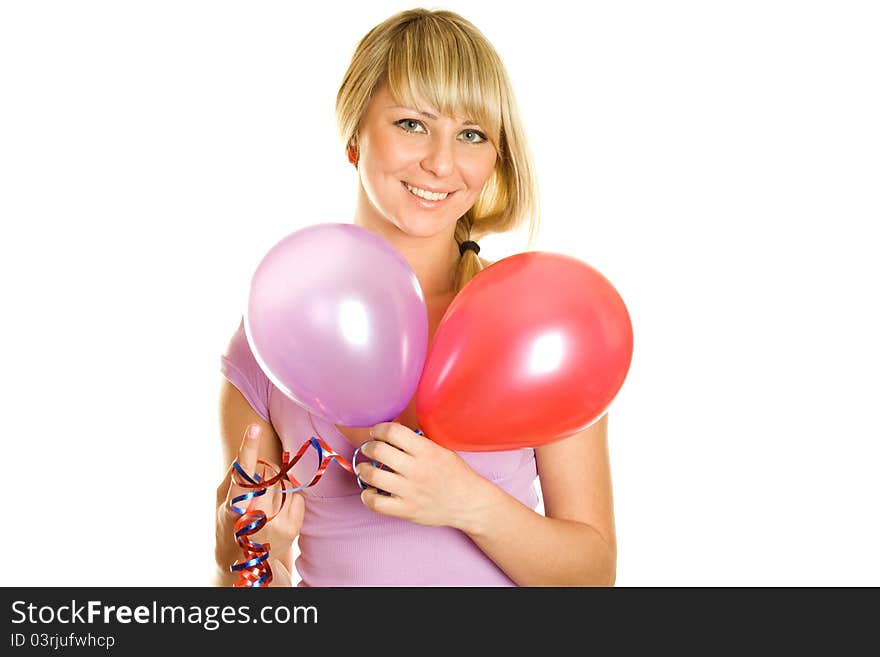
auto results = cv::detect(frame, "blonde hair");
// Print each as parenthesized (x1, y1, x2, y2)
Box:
(336, 7, 540, 291)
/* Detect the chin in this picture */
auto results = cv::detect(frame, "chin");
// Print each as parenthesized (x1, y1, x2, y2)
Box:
(390, 213, 456, 239)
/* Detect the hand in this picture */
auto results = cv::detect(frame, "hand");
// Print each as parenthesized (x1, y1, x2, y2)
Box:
(356, 422, 492, 531)
(215, 424, 305, 585)
(266, 558, 293, 588)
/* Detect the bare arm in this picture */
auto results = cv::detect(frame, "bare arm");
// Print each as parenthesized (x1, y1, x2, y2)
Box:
(461, 414, 616, 586)
(214, 379, 301, 586)
(359, 414, 616, 586)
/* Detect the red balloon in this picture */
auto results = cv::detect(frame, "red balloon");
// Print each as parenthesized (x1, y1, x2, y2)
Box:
(415, 252, 633, 451)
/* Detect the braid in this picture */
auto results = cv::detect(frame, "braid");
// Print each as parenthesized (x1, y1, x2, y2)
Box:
(453, 213, 484, 292)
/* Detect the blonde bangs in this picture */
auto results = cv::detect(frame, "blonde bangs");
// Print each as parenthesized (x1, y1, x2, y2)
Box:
(384, 18, 503, 152)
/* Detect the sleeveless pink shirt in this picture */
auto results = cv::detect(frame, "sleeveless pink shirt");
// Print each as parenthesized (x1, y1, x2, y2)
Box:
(221, 318, 539, 586)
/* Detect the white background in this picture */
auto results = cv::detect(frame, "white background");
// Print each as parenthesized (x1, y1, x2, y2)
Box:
(1, 1, 878, 587)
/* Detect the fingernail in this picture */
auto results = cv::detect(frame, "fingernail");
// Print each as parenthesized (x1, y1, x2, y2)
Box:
(248, 424, 259, 439)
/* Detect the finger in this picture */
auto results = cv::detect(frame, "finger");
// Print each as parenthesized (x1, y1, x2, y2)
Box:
(358, 439, 413, 475)
(216, 460, 235, 506)
(237, 424, 262, 479)
(226, 424, 263, 513)
(370, 422, 424, 456)
(268, 559, 292, 588)
(360, 487, 404, 517)
(269, 488, 305, 536)
(284, 491, 305, 527)
(251, 461, 283, 518)
(356, 462, 405, 496)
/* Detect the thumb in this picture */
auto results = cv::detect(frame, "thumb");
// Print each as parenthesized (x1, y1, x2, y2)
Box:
(237, 424, 262, 479)
(226, 424, 263, 512)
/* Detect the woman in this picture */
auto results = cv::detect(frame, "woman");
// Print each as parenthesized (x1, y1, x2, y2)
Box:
(215, 7, 616, 587)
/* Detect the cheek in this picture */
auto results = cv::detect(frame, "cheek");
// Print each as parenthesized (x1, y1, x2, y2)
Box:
(370, 130, 418, 170)
(462, 157, 497, 193)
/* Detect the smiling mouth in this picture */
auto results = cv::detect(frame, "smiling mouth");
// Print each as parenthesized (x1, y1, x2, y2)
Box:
(402, 181, 455, 201)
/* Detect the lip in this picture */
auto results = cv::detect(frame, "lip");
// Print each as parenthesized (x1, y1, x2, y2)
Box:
(401, 181, 455, 208)
(402, 181, 456, 194)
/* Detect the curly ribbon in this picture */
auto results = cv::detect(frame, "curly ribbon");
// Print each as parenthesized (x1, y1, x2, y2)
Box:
(229, 436, 355, 587)
(229, 429, 425, 587)
(353, 429, 423, 494)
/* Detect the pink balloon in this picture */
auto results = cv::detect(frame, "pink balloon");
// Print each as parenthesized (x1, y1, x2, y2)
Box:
(245, 223, 428, 427)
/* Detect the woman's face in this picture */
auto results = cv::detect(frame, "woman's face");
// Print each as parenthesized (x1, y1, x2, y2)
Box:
(355, 82, 498, 239)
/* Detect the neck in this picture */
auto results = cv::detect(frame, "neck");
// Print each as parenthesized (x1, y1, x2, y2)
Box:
(352, 190, 460, 300)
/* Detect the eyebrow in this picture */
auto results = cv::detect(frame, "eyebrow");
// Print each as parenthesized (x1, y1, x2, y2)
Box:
(387, 105, 479, 127)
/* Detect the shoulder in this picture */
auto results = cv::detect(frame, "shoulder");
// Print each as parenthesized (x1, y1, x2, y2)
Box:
(220, 317, 273, 423)
(479, 257, 494, 268)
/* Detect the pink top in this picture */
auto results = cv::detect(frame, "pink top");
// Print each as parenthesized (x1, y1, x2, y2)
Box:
(221, 318, 540, 586)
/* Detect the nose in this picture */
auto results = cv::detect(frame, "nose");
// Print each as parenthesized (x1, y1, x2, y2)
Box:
(420, 136, 455, 180)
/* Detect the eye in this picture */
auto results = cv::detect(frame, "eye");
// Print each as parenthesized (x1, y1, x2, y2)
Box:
(461, 129, 488, 144)
(396, 119, 426, 133)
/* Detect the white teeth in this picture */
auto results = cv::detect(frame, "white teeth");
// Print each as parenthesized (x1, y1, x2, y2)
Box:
(404, 182, 449, 201)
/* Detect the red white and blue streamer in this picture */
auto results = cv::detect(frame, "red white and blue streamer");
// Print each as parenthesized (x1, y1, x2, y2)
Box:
(229, 430, 424, 586)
